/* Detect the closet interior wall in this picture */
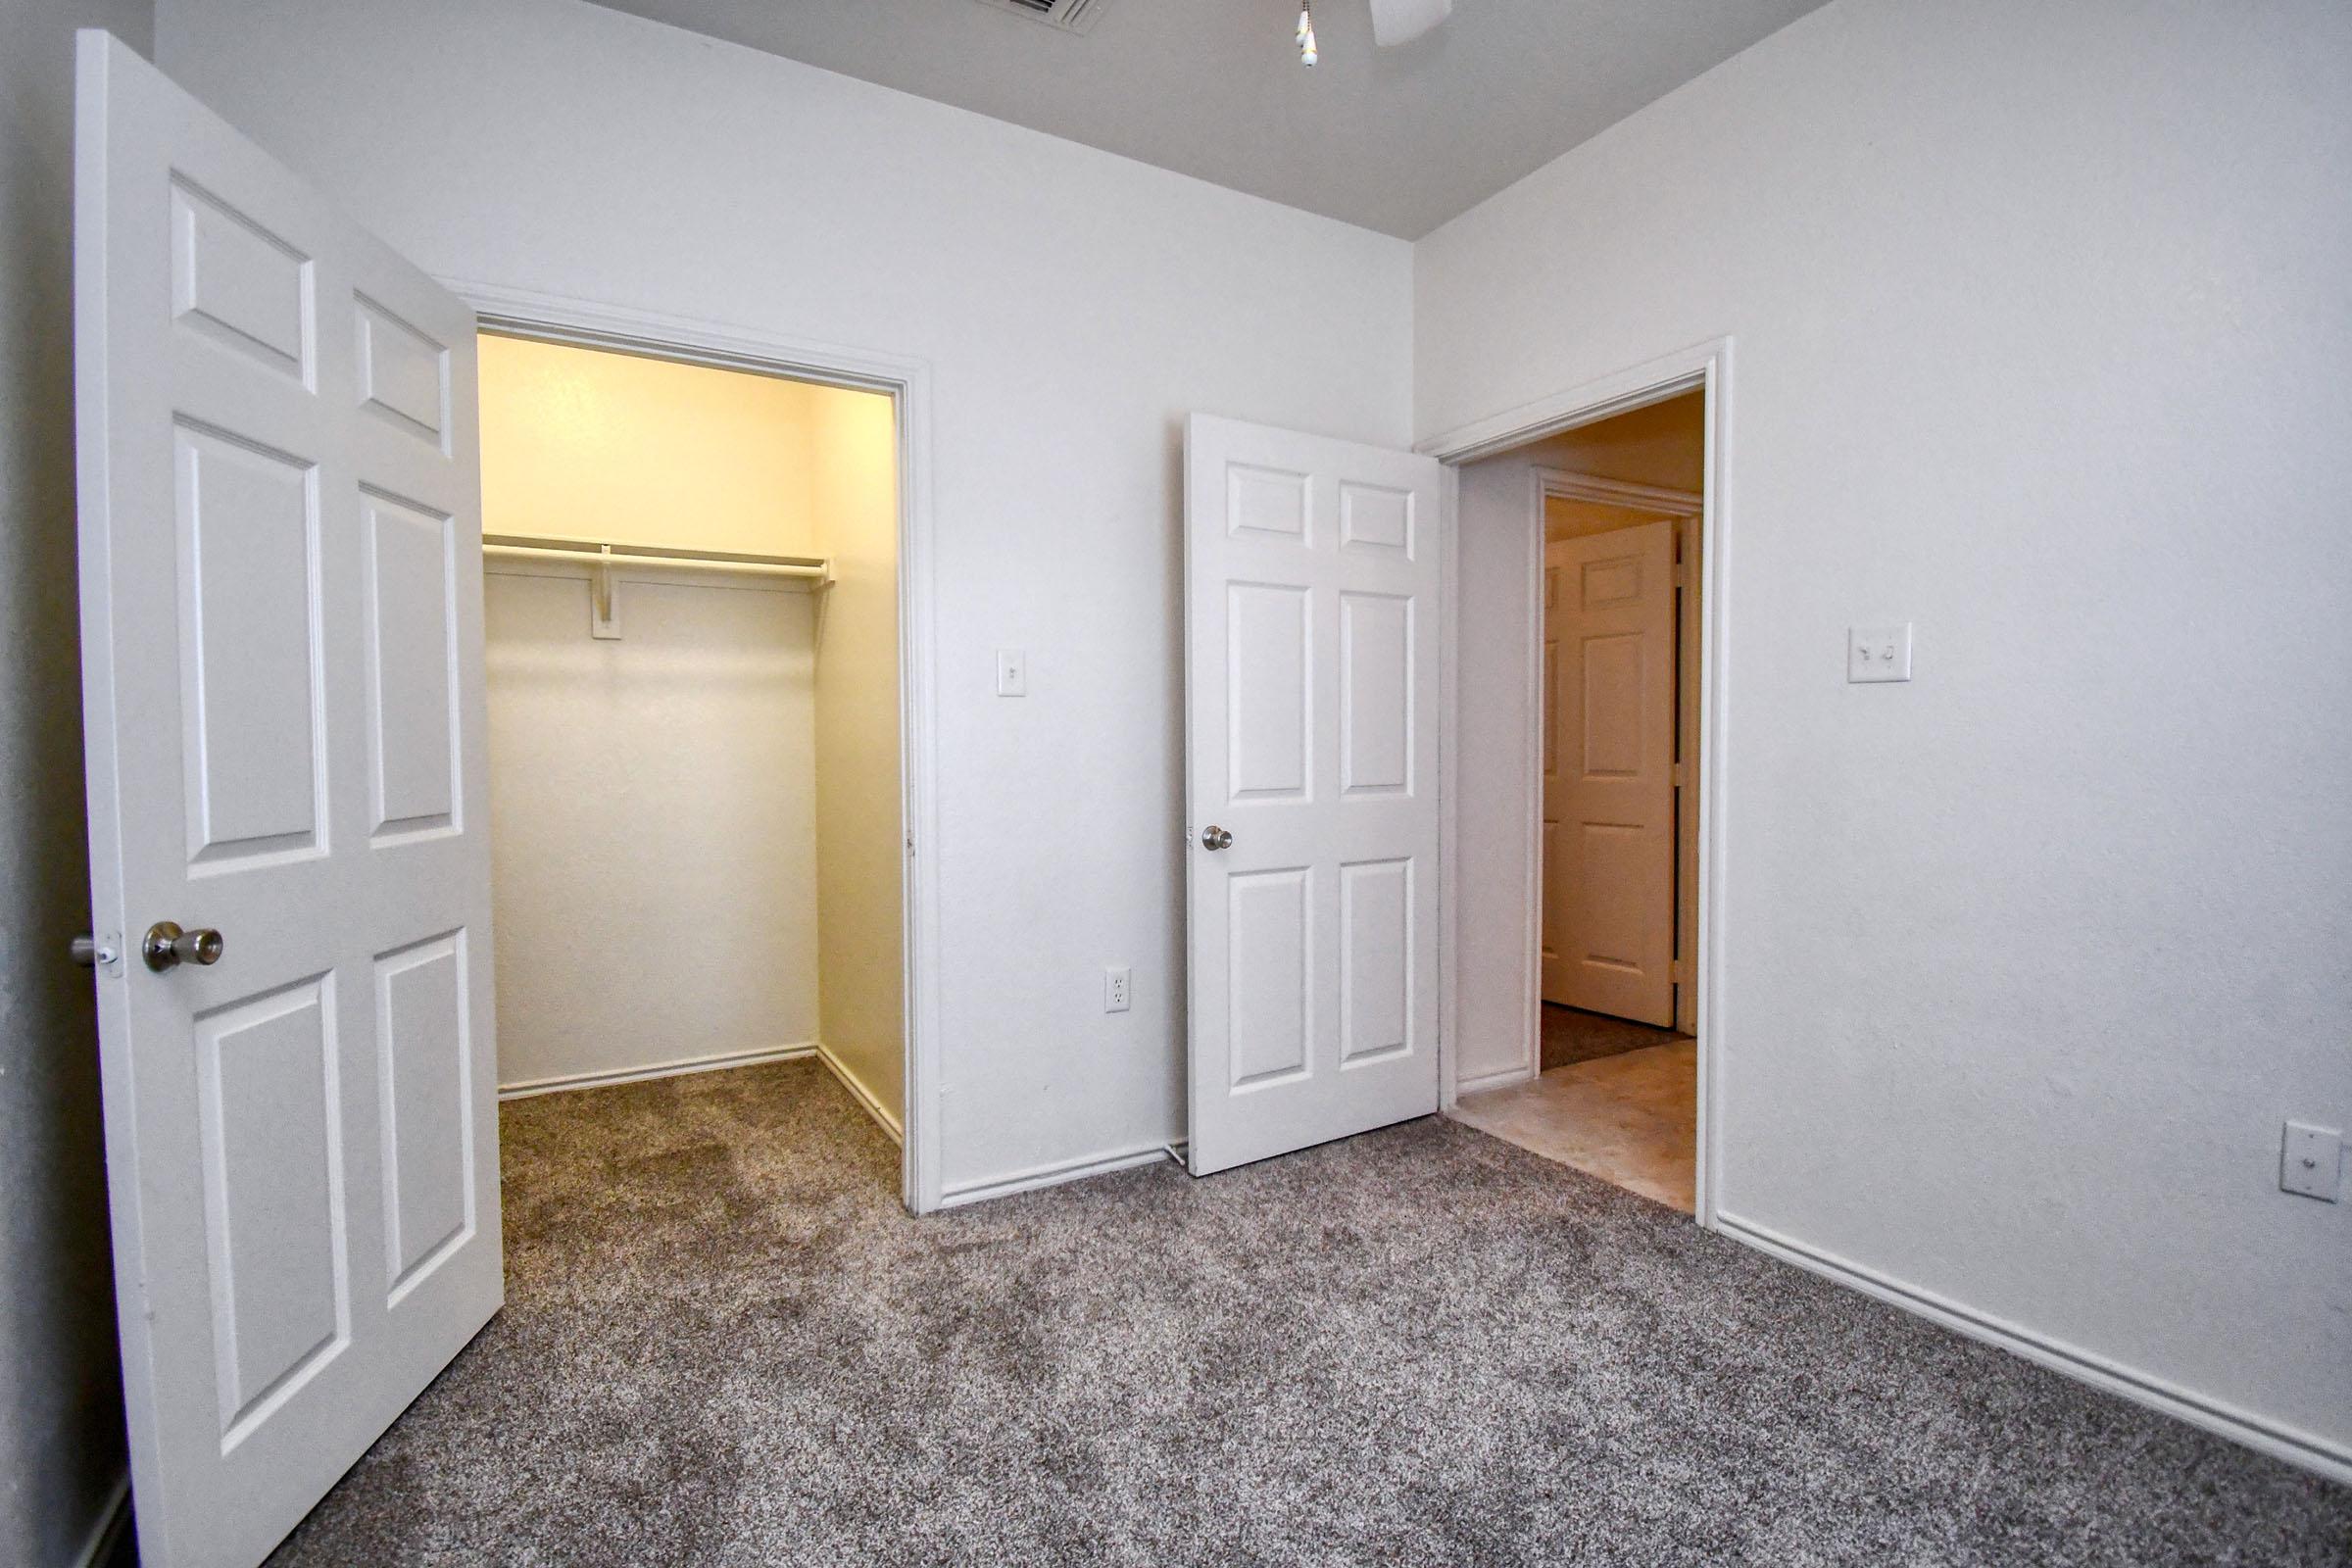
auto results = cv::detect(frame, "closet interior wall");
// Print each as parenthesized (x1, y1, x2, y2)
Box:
(477, 334, 904, 1128)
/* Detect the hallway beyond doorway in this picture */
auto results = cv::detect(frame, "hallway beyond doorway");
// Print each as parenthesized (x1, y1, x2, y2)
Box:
(1452, 1035, 1696, 1212)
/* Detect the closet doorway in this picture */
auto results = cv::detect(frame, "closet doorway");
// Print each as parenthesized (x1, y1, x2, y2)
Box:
(472, 320, 921, 1200)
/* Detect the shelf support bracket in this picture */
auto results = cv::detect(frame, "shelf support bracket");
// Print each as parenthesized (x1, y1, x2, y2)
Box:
(589, 545, 621, 639)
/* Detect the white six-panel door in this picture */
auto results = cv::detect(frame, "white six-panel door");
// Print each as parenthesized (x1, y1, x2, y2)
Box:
(1184, 415, 1442, 1175)
(1547, 519, 1677, 1025)
(74, 33, 501, 1567)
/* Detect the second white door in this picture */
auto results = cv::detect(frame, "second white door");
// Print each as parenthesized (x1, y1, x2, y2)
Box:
(1544, 519, 1677, 1025)
(1184, 414, 1443, 1175)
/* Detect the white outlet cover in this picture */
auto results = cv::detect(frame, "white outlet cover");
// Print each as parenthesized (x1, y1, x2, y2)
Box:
(1848, 623, 1913, 683)
(1102, 964, 1132, 1013)
(2281, 1121, 2342, 1200)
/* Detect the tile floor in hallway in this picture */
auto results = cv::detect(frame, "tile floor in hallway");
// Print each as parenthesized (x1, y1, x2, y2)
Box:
(1453, 1014, 1698, 1212)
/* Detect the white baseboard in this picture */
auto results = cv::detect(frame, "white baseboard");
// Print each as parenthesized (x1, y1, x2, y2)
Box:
(1713, 1209, 2352, 1486)
(497, 1041, 815, 1101)
(814, 1041, 904, 1146)
(939, 1142, 1176, 1209)
(1455, 1062, 1539, 1098)
(74, 1474, 130, 1568)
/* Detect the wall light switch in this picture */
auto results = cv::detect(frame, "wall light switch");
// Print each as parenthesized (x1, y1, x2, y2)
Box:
(1848, 624, 1913, 683)
(1103, 965, 1132, 1013)
(996, 648, 1027, 697)
(2280, 1121, 2342, 1201)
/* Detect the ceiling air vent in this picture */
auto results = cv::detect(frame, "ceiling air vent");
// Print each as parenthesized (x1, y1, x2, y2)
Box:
(968, 0, 1107, 34)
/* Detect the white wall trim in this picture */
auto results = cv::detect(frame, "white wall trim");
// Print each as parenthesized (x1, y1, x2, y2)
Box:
(1430, 338, 1732, 1228)
(1454, 1063, 1540, 1099)
(1418, 338, 1724, 466)
(1537, 469, 1703, 518)
(1437, 462, 1463, 1108)
(444, 278, 945, 1213)
(497, 1042, 816, 1101)
(938, 1143, 1177, 1209)
(1715, 1210, 2352, 1485)
(815, 1040, 905, 1146)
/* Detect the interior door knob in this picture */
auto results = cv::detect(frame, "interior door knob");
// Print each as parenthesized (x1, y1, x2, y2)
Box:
(142, 921, 223, 972)
(1200, 825, 1234, 851)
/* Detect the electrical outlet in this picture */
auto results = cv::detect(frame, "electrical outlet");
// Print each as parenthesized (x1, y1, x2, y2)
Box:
(1102, 965, 1131, 1013)
(2280, 1122, 2343, 1201)
(996, 648, 1027, 697)
(1847, 623, 1913, 683)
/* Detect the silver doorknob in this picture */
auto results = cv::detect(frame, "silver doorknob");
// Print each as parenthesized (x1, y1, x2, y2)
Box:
(142, 921, 224, 972)
(1200, 825, 1234, 851)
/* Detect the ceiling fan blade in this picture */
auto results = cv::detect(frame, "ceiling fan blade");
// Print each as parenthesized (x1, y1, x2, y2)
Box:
(1369, 0, 1452, 47)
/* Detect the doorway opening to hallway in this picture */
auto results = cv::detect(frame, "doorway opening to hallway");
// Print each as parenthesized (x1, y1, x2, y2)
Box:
(1447, 388, 1707, 1214)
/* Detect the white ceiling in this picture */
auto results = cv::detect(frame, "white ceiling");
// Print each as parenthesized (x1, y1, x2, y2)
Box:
(586, 0, 1831, 238)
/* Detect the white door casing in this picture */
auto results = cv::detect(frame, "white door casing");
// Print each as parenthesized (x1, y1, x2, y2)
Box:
(1540, 545, 1566, 1003)
(1184, 415, 1443, 1175)
(74, 32, 501, 1567)
(1547, 519, 1676, 1025)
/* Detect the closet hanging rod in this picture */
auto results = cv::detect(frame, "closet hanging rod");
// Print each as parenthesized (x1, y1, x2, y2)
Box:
(481, 533, 830, 581)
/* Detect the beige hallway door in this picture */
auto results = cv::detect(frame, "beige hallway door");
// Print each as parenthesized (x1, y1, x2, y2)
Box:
(1543, 519, 1676, 1025)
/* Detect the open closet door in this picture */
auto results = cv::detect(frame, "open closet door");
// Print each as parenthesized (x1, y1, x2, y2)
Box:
(74, 32, 500, 1567)
(1184, 415, 1443, 1175)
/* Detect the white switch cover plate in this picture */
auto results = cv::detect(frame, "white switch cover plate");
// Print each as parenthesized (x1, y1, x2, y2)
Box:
(2280, 1121, 2342, 1200)
(1102, 965, 1132, 1013)
(1848, 623, 1913, 683)
(996, 648, 1027, 697)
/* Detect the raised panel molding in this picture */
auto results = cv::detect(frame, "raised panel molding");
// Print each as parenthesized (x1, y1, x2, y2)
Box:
(1226, 462, 1310, 543)
(355, 294, 451, 448)
(1339, 591, 1413, 797)
(170, 173, 314, 383)
(1340, 858, 1412, 1064)
(175, 419, 326, 871)
(362, 488, 460, 841)
(1579, 633, 1643, 778)
(1227, 582, 1311, 802)
(192, 975, 349, 1446)
(1339, 480, 1413, 557)
(375, 932, 474, 1305)
(1228, 866, 1312, 1089)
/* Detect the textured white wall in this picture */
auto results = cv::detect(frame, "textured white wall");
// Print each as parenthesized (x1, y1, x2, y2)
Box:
(0, 3, 150, 1561)
(1425, 0, 2352, 1466)
(154, 0, 1414, 1192)
(1450, 450, 1539, 1091)
(486, 570, 821, 1089)
(811, 391, 905, 1127)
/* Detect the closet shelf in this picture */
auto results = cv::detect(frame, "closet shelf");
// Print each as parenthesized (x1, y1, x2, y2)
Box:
(482, 533, 831, 584)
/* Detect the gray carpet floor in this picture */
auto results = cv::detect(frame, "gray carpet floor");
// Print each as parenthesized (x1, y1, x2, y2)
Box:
(264, 1059, 2350, 1566)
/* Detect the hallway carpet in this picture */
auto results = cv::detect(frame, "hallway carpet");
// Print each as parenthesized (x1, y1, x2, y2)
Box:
(266, 1060, 2349, 1567)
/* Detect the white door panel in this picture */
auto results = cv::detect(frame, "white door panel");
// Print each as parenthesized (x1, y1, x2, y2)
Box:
(1186, 415, 1441, 1175)
(1544, 521, 1676, 1025)
(74, 32, 500, 1567)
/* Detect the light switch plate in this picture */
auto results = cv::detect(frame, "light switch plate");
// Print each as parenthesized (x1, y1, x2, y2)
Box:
(2280, 1121, 2342, 1200)
(1848, 623, 1913, 683)
(996, 648, 1027, 697)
